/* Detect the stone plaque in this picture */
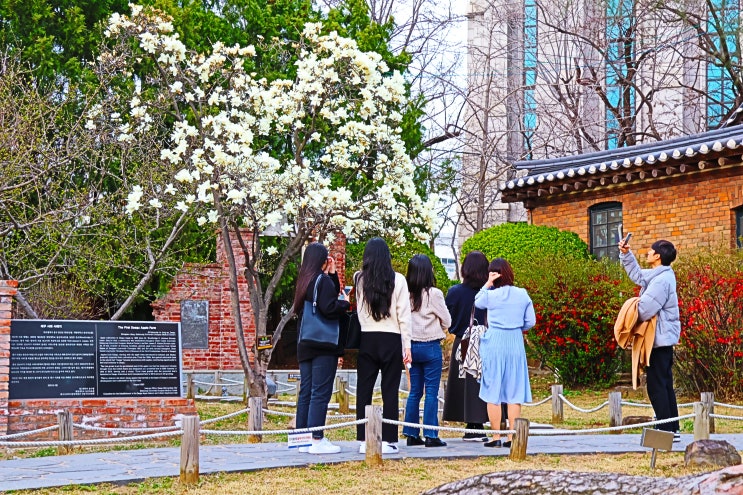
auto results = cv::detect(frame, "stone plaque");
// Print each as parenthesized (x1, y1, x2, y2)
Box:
(180, 300, 209, 349)
(9, 320, 181, 399)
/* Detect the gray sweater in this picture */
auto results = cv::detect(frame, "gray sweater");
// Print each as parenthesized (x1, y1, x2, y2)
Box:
(620, 251, 681, 347)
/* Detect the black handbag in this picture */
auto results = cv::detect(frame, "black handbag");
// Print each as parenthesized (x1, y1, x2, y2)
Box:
(342, 272, 361, 349)
(298, 275, 340, 349)
(344, 311, 361, 349)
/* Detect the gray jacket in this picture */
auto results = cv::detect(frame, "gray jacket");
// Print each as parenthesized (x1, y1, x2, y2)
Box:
(619, 251, 681, 347)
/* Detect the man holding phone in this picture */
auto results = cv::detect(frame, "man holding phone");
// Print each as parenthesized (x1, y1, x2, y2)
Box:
(618, 236, 681, 441)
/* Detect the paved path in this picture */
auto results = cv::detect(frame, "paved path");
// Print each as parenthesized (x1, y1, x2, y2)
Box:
(2, 433, 743, 492)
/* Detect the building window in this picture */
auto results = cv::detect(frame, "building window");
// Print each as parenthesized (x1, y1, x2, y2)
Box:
(735, 207, 743, 249)
(605, 0, 635, 148)
(523, 0, 538, 155)
(707, 0, 739, 128)
(590, 202, 623, 260)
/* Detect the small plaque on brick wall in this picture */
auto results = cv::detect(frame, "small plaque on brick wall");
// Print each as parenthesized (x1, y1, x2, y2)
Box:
(9, 320, 181, 399)
(180, 300, 209, 349)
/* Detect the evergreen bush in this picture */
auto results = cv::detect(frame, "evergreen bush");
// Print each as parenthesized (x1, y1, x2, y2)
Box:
(461, 222, 589, 263)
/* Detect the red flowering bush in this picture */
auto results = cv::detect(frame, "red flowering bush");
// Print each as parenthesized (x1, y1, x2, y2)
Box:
(518, 253, 636, 387)
(674, 248, 743, 400)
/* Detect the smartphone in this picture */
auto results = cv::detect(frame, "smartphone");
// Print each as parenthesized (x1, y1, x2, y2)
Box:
(622, 232, 632, 245)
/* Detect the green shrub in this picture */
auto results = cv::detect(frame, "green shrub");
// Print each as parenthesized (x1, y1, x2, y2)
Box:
(674, 247, 743, 400)
(518, 254, 634, 388)
(346, 238, 454, 293)
(461, 223, 589, 264)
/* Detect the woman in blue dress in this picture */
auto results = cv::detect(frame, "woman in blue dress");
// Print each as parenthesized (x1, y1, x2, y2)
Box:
(474, 258, 536, 448)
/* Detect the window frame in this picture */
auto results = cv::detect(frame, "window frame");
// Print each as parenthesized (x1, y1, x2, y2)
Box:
(589, 202, 623, 260)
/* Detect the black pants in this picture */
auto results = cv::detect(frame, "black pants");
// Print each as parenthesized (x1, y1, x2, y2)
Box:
(646, 345, 679, 432)
(356, 332, 403, 443)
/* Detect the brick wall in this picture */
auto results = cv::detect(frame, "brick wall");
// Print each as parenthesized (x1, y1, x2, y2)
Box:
(5, 397, 196, 440)
(529, 169, 743, 254)
(0, 280, 197, 437)
(0, 280, 17, 435)
(153, 231, 347, 372)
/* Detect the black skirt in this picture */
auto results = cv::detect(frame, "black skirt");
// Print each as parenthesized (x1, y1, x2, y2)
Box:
(442, 336, 489, 424)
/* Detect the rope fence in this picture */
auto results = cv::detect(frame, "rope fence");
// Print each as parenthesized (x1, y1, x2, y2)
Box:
(4, 389, 742, 447)
(2, 387, 743, 485)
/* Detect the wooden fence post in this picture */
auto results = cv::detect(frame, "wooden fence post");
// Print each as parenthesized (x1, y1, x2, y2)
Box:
(180, 415, 200, 485)
(437, 379, 446, 424)
(693, 402, 710, 441)
(701, 392, 715, 434)
(212, 371, 222, 396)
(509, 418, 529, 461)
(57, 410, 73, 455)
(336, 376, 349, 414)
(551, 384, 563, 424)
(186, 372, 195, 400)
(364, 405, 383, 467)
(247, 396, 264, 443)
(608, 391, 622, 430)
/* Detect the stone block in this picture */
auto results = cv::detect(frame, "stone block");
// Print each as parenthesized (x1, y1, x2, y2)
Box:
(685, 439, 742, 468)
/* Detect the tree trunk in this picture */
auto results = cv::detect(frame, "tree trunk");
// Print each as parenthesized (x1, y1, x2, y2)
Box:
(421, 465, 743, 495)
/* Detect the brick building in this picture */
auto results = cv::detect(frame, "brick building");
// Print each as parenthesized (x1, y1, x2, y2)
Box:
(499, 121, 743, 255)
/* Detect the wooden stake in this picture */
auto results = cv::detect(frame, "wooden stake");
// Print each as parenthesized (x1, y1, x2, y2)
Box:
(57, 410, 73, 455)
(608, 391, 622, 431)
(180, 415, 200, 485)
(551, 384, 563, 424)
(509, 418, 529, 461)
(701, 392, 715, 434)
(365, 405, 383, 467)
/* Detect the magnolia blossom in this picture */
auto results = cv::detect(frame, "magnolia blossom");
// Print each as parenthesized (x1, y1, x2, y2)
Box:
(105, 5, 435, 247)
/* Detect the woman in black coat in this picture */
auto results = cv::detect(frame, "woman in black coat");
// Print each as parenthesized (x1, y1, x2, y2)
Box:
(293, 242, 350, 454)
(442, 251, 490, 441)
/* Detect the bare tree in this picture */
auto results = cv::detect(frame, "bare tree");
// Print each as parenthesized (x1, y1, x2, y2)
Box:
(0, 54, 205, 319)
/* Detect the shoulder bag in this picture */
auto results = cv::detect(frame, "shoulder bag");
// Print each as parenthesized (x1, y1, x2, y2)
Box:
(457, 304, 487, 379)
(299, 275, 340, 349)
(343, 272, 361, 349)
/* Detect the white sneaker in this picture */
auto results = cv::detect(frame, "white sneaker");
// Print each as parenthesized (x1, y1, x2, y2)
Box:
(382, 441, 399, 454)
(308, 437, 341, 454)
(358, 441, 399, 454)
(673, 432, 681, 443)
(298, 446, 309, 453)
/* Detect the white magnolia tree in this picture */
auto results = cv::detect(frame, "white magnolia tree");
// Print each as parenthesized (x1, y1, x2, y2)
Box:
(96, 5, 436, 400)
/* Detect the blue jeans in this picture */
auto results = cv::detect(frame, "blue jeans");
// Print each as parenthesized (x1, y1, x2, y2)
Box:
(403, 340, 443, 439)
(296, 355, 338, 439)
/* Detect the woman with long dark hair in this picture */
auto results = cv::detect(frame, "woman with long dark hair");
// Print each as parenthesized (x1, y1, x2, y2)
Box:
(442, 251, 490, 441)
(355, 237, 412, 455)
(402, 254, 451, 447)
(475, 257, 536, 448)
(293, 242, 350, 454)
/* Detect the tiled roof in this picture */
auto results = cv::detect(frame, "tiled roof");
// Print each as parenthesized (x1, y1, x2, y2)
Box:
(500, 113, 743, 204)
